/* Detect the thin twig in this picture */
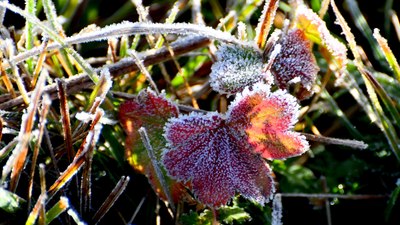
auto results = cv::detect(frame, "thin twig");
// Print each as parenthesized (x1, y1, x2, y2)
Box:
(302, 133, 368, 149)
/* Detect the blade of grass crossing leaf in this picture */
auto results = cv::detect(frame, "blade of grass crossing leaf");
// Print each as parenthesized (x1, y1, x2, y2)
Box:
(373, 29, 400, 81)
(25, 0, 36, 74)
(139, 127, 176, 212)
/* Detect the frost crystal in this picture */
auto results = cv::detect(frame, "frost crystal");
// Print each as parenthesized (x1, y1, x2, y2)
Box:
(210, 44, 273, 95)
(270, 28, 319, 97)
(163, 83, 308, 207)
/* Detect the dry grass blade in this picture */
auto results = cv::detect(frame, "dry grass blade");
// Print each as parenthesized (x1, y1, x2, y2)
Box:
(26, 192, 47, 225)
(0, 55, 16, 98)
(56, 78, 74, 162)
(92, 176, 130, 224)
(6, 69, 47, 192)
(80, 110, 105, 215)
(32, 38, 49, 87)
(26, 164, 47, 225)
(255, 0, 279, 49)
(47, 110, 104, 199)
(28, 95, 51, 210)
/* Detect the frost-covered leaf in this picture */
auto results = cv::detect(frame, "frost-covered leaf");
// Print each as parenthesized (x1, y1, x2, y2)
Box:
(163, 83, 308, 207)
(295, 4, 347, 78)
(119, 89, 186, 202)
(269, 29, 319, 99)
(210, 44, 273, 95)
(227, 84, 309, 159)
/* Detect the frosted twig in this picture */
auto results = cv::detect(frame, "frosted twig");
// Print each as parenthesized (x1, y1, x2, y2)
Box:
(302, 133, 368, 149)
(9, 21, 243, 65)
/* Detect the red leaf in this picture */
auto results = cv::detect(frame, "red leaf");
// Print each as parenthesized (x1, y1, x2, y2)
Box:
(163, 83, 308, 207)
(163, 112, 274, 207)
(119, 89, 187, 202)
(270, 29, 319, 99)
(228, 86, 309, 159)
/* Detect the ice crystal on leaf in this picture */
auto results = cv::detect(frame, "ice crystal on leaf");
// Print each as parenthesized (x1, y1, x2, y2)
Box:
(210, 44, 273, 95)
(163, 83, 308, 207)
(119, 89, 187, 202)
(269, 28, 319, 99)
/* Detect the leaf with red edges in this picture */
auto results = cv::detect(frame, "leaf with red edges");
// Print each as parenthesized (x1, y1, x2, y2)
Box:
(119, 89, 187, 202)
(269, 28, 319, 99)
(163, 83, 308, 207)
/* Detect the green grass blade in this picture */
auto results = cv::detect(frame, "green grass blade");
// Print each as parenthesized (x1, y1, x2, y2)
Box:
(373, 29, 400, 81)
(45, 197, 69, 225)
(25, 0, 36, 74)
(361, 69, 400, 128)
